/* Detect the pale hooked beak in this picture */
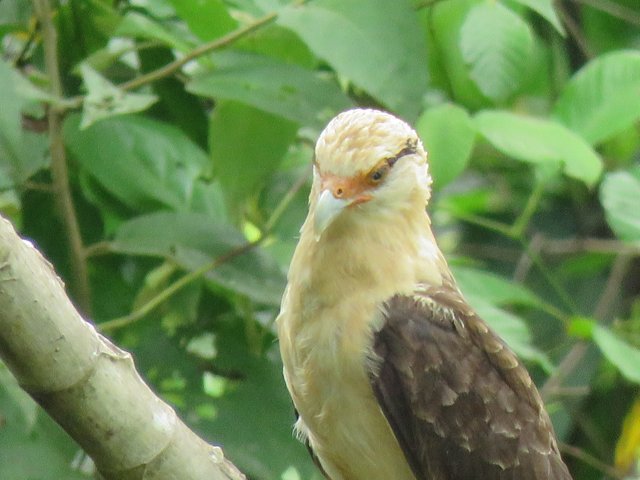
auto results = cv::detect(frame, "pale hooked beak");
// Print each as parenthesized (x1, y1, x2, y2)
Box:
(314, 189, 349, 241)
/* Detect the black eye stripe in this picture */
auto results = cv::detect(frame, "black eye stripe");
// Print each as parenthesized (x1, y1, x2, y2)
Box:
(386, 138, 418, 167)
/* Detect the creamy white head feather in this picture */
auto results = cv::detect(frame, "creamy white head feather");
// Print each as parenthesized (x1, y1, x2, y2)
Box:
(310, 109, 432, 240)
(315, 109, 429, 184)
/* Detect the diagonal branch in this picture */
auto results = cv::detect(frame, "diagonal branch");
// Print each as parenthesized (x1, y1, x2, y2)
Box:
(0, 215, 245, 480)
(118, 10, 279, 92)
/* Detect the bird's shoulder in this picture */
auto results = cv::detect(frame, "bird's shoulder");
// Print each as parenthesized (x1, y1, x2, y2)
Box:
(368, 282, 572, 480)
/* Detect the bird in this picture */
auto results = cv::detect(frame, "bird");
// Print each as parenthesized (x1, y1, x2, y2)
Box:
(276, 108, 572, 480)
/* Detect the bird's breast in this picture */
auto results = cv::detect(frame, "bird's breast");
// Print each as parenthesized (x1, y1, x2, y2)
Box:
(279, 285, 416, 480)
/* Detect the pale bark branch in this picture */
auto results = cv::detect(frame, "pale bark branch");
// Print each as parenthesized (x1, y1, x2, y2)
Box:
(0, 215, 245, 480)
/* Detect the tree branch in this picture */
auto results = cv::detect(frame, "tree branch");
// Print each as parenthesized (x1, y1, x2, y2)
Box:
(118, 10, 280, 92)
(34, 0, 92, 315)
(0, 215, 245, 480)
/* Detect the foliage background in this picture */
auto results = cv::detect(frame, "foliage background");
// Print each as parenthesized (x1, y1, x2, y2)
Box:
(1, 0, 640, 479)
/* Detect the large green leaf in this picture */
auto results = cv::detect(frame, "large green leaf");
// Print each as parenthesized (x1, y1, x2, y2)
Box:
(452, 266, 541, 308)
(277, 0, 428, 120)
(454, 266, 553, 370)
(188, 51, 352, 129)
(461, 296, 553, 371)
(209, 101, 298, 211)
(415, 103, 475, 188)
(592, 324, 640, 384)
(474, 110, 603, 186)
(116, 11, 192, 53)
(425, 0, 488, 109)
(0, 59, 48, 189)
(460, 2, 533, 102)
(553, 50, 640, 145)
(64, 114, 209, 211)
(600, 169, 640, 243)
(111, 211, 286, 305)
(235, 24, 316, 68)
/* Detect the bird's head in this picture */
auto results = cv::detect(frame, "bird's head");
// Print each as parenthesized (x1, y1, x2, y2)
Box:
(311, 109, 431, 240)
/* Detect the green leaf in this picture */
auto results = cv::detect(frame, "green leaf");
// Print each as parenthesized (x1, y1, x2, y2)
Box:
(235, 24, 316, 68)
(0, 59, 48, 189)
(567, 316, 595, 339)
(474, 110, 603, 186)
(452, 265, 541, 308)
(511, 0, 565, 36)
(116, 11, 192, 53)
(210, 101, 298, 211)
(600, 170, 640, 243)
(64, 114, 209, 211)
(80, 64, 158, 129)
(460, 2, 533, 102)
(188, 51, 352, 129)
(553, 50, 640, 145)
(425, 0, 488, 109)
(593, 324, 640, 384)
(111, 212, 286, 305)
(277, 0, 428, 120)
(167, 0, 237, 41)
(454, 265, 553, 371)
(415, 103, 475, 188)
(0, 367, 86, 480)
(461, 296, 553, 372)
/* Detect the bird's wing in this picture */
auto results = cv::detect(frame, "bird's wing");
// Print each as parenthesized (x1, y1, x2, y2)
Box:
(368, 287, 572, 480)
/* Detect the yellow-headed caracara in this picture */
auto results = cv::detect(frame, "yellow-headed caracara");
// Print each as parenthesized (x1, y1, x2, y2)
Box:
(277, 109, 572, 480)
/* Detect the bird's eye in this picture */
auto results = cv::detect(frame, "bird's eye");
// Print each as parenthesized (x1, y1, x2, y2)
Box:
(369, 166, 388, 184)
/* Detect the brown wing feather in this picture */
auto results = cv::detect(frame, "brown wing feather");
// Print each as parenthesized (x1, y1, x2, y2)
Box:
(369, 288, 572, 480)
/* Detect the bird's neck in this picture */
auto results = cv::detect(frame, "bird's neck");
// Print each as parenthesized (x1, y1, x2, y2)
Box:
(291, 202, 446, 308)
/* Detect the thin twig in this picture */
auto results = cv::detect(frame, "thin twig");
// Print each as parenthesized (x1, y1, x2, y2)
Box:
(569, 0, 640, 26)
(443, 209, 515, 238)
(264, 167, 311, 233)
(520, 237, 580, 315)
(34, 0, 92, 315)
(543, 237, 640, 256)
(83, 241, 112, 258)
(511, 182, 544, 239)
(559, 443, 625, 479)
(541, 254, 633, 401)
(555, 0, 594, 59)
(118, 10, 280, 92)
(541, 341, 588, 400)
(542, 385, 590, 397)
(594, 254, 633, 320)
(99, 240, 260, 332)
(513, 232, 544, 283)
